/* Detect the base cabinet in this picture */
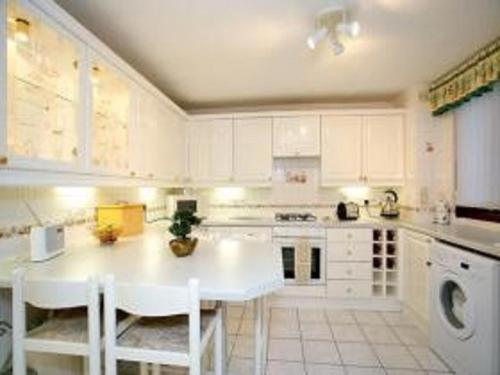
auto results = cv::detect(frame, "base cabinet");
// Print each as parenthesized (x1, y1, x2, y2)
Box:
(326, 227, 399, 299)
(402, 231, 431, 323)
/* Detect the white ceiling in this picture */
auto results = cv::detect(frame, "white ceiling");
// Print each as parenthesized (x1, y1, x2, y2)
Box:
(55, 0, 500, 111)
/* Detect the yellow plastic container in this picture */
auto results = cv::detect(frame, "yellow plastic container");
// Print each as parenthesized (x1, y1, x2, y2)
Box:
(96, 204, 145, 237)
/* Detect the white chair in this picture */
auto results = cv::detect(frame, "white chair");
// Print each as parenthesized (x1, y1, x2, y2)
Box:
(104, 276, 223, 375)
(12, 268, 101, 375)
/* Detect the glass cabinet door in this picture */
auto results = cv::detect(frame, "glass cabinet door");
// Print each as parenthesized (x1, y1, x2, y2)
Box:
(90, 56, 131, 175)
(5, 1, 81, 167)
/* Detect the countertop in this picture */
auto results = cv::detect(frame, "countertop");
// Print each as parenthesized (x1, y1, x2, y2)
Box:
(201, 215, 500, 259)
(0, 223, 284, 300)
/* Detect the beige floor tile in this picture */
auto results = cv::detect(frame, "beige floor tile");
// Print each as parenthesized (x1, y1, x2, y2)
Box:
(353, 311, 386, 325)
(361, 325, 401, 344)
(392, 327, 428, 346)
(381, 311, 415, 327)
(337, 343, 380, 367)
(227, 318, 242, 335)
(268, 338, 303, 362)
(303, 340, 341, 364)
(232, 336, 254, 359)
(271, 308, 299, 325)
(270, 321, 301, 339)
(228, 357, 254, 375)
(306, 363, 345, 375)
(385, 370, 426, 375)
(326, 310, 356, 325)
(266, 360, 305, 375)
(373, 344, 420, 370)
(330, 324, 366, 343)
(227, 305, 245, 319)
(344, 366, 385, 375)
(407, 347, 450, 372)
(299, 308, 327, 323)
(239, 318, 257, 336)
(300, 322, 333, 340)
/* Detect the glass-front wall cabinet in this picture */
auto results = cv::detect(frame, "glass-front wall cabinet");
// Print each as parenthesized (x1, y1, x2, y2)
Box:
(5, 1, 81, 168)
(90, 56, 131, 175)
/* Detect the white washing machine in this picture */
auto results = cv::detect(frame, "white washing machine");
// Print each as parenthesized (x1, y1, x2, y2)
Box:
(430, 241, 500, 375)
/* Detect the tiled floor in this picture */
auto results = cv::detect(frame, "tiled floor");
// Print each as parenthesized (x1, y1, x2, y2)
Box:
(227, 304, 455, 375)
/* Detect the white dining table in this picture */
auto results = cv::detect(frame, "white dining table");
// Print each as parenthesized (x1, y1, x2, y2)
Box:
(0, 225, 285, 375)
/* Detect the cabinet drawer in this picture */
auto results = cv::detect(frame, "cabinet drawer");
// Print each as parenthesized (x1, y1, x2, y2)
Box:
(327, 242, 372, 261)
(327, 228, 372, 242)
(327, 262, 372, 280)
(327, 280, 372, 298)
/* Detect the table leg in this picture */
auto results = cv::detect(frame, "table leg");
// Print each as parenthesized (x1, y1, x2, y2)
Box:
(215, 301, 227, 375)
(254, 297, 265, 375)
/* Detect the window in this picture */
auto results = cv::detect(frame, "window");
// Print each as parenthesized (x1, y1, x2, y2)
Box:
(455, 82, 500, 222)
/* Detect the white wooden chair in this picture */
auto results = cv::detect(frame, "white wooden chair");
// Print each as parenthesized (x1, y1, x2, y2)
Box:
(103, 276, 223, 375)
(12, 268, 101, 375)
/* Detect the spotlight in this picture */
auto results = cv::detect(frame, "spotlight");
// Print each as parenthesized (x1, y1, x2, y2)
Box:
(337, 21, 361, 38)
(306, 27, 328, 50)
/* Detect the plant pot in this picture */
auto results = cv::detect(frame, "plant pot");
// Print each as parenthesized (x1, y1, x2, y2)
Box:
(169, 237, 198, 257)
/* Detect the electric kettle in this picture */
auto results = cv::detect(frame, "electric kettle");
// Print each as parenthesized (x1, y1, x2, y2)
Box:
(381, 189, 400, 218)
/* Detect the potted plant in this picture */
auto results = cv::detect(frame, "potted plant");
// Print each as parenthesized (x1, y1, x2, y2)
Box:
(168, 210, 202, 257)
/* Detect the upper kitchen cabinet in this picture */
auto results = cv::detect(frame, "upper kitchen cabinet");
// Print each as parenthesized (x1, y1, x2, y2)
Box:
(363, 115, 405, 185)
(160, 106, 187, 183)
(89, 54, 131, 176)
(321, 115, 363, 185)
(321, 113, 405, 186)
(273, 115, 320, 157)
(1, 0, 82, 171)
(233, 117, 272, 184)
(188, 118, 232, 184)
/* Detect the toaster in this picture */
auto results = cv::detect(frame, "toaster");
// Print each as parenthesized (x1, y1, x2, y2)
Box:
(337, 202, 360, 220)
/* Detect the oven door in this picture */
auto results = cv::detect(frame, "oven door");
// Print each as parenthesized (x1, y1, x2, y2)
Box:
(275, 238, 326, 285)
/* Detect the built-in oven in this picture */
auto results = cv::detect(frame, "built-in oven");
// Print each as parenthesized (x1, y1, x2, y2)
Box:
(272, 227, 326, 285)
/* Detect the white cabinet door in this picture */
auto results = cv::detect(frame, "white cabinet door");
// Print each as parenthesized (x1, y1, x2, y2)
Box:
(163, 110, 186, 183)
(363, 115, 405, 185)
(188, 118, 232, 183)
(273, 115, 320, 157)
(233, 117, 272, 183)
(403, 231, 431, 323)
(3, 1, 83, 172)
(321, 115, 363, 185)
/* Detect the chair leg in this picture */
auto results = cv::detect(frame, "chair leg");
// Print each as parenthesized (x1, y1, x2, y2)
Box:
(12, 348, 26, 375)
(214, 307, 224, 375)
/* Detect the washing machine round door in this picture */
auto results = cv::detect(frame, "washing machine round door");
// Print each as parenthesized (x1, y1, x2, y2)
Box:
(437, 272, 475, 340)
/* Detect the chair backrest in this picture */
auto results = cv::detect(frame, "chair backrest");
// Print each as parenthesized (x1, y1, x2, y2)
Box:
(104, 275, 199, 317)
(12, 268, 98, 309)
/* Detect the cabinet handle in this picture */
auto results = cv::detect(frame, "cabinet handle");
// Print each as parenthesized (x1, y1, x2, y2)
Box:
(71, 148, 78, 157)
(0, 156, 8, 166)
(130, 171, 136, 177)
(346, 269, 352, 276)
(347, 233, 353, 239)
(347, 250, 353, 256)
(346, 287, 352, 294)
(364, 176, 368, 182)
(148, 173, 154, 178)
(426, 261, 432, 267)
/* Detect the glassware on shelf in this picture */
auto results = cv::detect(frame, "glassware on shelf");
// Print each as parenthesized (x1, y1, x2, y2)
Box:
(386, 243, 397, 256)
(373, 229, 383, 242)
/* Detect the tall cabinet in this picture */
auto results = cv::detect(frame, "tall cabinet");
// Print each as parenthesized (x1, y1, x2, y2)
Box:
(2, 0, 82, 171)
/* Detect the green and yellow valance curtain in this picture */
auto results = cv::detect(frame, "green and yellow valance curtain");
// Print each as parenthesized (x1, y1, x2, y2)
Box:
(429, 37, 500, 116)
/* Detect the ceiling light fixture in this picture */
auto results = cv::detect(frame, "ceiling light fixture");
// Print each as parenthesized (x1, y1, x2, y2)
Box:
(306, 27, 328, 50)
(306, 6, 359, 55)
(337, 20, 361, 38)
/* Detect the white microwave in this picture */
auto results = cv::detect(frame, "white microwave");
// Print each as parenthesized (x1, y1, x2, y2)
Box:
(167, 195, 198, 216)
